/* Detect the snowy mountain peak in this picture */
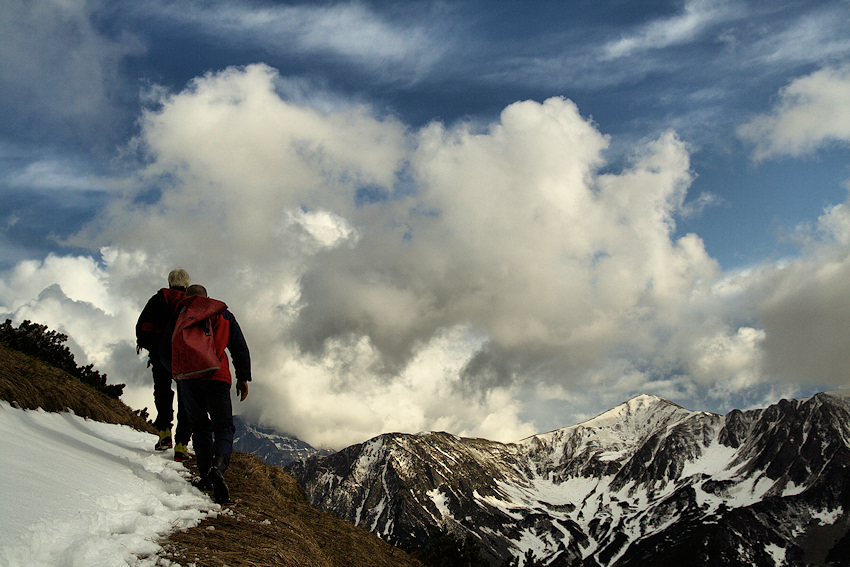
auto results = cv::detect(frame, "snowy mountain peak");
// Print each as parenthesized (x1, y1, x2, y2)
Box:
(525, 394, 685, 443)
(288, 393, 850, 566)
(570, 393, 683, 429)
(516, 394, 702, 485)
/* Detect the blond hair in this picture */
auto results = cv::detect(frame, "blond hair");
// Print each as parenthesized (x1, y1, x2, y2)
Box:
(167, 268, 191, 290)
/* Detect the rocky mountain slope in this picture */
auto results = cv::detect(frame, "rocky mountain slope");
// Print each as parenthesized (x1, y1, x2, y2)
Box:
(233, 415, 334, 466)
(286, 393, 850, 566)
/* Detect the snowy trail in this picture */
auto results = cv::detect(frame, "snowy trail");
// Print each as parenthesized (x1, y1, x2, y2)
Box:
(0, 401, 218, 566)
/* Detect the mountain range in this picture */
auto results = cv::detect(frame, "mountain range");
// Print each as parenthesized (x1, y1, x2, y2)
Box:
(285, 392, 850, 566)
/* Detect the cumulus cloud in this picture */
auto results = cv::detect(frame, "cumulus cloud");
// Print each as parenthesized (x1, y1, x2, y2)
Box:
(0, 251, 154, 411)
(2, 63, 847, 447)
(739, 64, 850, 160)
(755, 203, 850, 385)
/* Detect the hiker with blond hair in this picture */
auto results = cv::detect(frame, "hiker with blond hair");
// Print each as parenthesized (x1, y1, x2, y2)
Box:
(136, 268, 192, 459)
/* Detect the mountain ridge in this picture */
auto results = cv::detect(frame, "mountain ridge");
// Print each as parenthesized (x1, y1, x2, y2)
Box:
(287, 391, 850, 566)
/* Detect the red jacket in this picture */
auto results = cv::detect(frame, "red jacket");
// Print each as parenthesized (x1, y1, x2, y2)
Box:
(167, 295, 252, 386)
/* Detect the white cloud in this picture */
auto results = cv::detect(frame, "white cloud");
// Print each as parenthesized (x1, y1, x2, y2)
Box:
(679, 191, 724, 220)
(285, 209, 358, 249)
(690, 326, 765, 390)
(0, 254, 110, 314)
(603, 0, 737, 59)
(0, 255, 156, 415)
(729, 63, 850, 386)
(4, 63, 849, 447)
(739, 64, 850, 160)
(748, 9, 850, 67)
(149, 0, 447, 84)
(265, 3, 437, 64)
(7, 159, 112, 193)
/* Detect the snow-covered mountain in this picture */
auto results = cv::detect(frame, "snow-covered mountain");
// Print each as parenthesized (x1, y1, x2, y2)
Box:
(286, 393, 850, 566)
(232, 415, 333, 467)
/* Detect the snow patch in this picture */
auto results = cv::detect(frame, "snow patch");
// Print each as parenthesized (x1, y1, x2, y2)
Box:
(812, 506, 843, 525)
(428, 487, 450, 518)
(765, 543, 786, 566)
(354, 437, 385, 480)
(680, 439, 737, 478)
(0, 402, 217, 566)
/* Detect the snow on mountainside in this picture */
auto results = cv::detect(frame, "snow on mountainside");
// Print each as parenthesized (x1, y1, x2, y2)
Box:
(286, 393, 850, 566)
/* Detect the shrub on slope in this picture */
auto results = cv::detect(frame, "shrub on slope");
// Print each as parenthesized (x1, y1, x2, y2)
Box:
(0, 319, 124, 399)
(0, 342, 152, 432)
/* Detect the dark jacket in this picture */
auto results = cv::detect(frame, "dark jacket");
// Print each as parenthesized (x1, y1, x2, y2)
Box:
(160, 295, 251, 386)
(136, 287, 185, 353)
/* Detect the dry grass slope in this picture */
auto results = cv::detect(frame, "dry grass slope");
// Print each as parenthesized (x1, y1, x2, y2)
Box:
(0, 343, 153, 431)
(163, 454, 422, 566)
(0, 343, 421, 567)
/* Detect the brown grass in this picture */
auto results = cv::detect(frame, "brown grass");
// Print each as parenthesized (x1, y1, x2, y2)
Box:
(0, 343, 154, 432)
(162, 453, 422, 567)
(0, 342, 421, 567)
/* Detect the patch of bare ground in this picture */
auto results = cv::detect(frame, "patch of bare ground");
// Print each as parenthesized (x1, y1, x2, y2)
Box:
(163, 453, 422, 567)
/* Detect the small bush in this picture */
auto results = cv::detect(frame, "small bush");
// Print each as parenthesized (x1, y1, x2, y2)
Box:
(0, 319, 124, 399)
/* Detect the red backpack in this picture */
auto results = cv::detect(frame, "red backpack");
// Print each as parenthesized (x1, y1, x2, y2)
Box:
(171, 297, 227, 379)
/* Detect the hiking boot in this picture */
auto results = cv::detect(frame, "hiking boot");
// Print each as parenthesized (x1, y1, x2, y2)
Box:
(173, 443, 190, 462)
(191, 475, 212, 491)
(208, 455, 230, 504)
(154, 429, 173, 451)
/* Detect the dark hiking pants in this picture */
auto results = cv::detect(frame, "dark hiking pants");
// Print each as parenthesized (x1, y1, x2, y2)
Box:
(151, 356, 191, 445)
(178, 378, 234, 477)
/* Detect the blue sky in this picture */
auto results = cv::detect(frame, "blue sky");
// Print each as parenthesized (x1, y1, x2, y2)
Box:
(1, 0, 850, 448)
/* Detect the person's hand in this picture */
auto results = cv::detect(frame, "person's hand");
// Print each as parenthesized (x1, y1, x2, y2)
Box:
(236, 380, 249, 401)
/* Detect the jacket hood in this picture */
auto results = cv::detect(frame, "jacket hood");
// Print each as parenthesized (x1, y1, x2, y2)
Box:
(178, 295, 228, 319)
(161, 287, 185, 308)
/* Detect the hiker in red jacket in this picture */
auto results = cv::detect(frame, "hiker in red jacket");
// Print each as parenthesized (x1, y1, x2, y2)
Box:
(169, 284, 251, 504)
(135, 268, 192, 456)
